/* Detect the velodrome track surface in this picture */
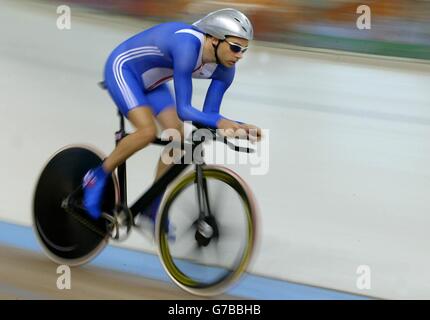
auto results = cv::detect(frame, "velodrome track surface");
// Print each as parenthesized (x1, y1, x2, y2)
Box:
(0, 245, 220, 300)
(1, 0, 429, 300)
(0, 221, 368, 300)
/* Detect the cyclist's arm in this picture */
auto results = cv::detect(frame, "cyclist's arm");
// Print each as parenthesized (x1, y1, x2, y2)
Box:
(171, 34, 224, 128)
(202, 65, 244, 125)
(202, 64, 234, 113)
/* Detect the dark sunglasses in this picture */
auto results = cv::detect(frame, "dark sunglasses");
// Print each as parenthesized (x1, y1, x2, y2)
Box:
(225, 40, 248, 54)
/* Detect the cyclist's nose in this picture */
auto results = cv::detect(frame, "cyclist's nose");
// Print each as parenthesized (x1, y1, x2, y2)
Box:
(235, 51, 244, 59)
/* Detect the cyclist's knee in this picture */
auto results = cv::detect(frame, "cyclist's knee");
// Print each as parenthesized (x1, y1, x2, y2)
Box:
(135, 125, 157, 144)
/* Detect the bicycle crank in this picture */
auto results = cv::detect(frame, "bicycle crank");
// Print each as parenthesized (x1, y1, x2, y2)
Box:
(104, 205, 133, 241)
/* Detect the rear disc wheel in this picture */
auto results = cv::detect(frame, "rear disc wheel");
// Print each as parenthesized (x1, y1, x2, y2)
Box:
(32, 145, 119, 266)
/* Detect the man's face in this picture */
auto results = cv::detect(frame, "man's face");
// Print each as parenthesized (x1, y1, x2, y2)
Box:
(215, 36, 249, 68)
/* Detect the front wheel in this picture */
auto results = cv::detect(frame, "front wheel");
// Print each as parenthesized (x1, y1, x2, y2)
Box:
(155, 165, 259, 296)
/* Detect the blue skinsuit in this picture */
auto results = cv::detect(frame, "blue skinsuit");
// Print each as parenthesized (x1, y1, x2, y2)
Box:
(103, 22, 236, 128)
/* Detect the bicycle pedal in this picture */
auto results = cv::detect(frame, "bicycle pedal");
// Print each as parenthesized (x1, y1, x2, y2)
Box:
(103, 206, 133, 241)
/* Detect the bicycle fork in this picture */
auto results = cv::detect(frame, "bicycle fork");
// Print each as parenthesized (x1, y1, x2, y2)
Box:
(195, 164, 219, 246)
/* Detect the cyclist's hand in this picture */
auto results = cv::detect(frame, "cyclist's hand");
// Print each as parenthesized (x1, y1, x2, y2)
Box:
(239, 123, 263, 143)
(217, 119, 248, 139)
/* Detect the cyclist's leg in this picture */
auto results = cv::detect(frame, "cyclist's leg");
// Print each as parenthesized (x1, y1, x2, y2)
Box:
(155, 107, 184, 179)
(83, 65, 157, 219)
(138, 84, 182, 229)
(103, 107, 157, 172)
(146, 83, 184, 180)
(102, 66, 158, 173)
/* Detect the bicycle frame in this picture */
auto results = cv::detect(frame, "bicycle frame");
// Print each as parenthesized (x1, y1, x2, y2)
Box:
(34, 82, 257, 289)
(114, 112, 209, 220)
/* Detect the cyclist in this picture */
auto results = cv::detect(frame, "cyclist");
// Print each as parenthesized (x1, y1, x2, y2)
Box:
(82, 8, 262, 229)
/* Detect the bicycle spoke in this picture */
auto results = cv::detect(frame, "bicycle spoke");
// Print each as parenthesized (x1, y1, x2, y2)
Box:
(171, 197, 196, 215)
(181, 241, 203, 262)
(158, 167, 256, 295)
(205, 180, 224, 217)
(209, 236, 222, 263)
(217, 222, 242, 240)
(174, 221, 197, 241)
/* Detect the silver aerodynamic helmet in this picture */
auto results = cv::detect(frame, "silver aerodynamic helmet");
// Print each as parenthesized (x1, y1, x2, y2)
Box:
(193, 8, 254, 41)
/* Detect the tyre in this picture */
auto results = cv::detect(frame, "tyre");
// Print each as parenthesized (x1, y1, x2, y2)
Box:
(156, 165, 258, 296)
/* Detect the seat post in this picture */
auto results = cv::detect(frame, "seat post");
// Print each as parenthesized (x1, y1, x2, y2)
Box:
(116, 111, 128, 207)
(119, 111, 125, 133)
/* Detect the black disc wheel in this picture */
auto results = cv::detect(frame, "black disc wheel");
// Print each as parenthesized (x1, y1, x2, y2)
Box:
(33, 145, 118, 266)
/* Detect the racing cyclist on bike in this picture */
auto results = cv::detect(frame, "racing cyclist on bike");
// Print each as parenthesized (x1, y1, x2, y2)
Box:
(82, 8, 262, 232)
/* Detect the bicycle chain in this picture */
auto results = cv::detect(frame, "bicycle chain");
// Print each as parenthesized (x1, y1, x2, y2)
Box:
(67, 207, 109, 238)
